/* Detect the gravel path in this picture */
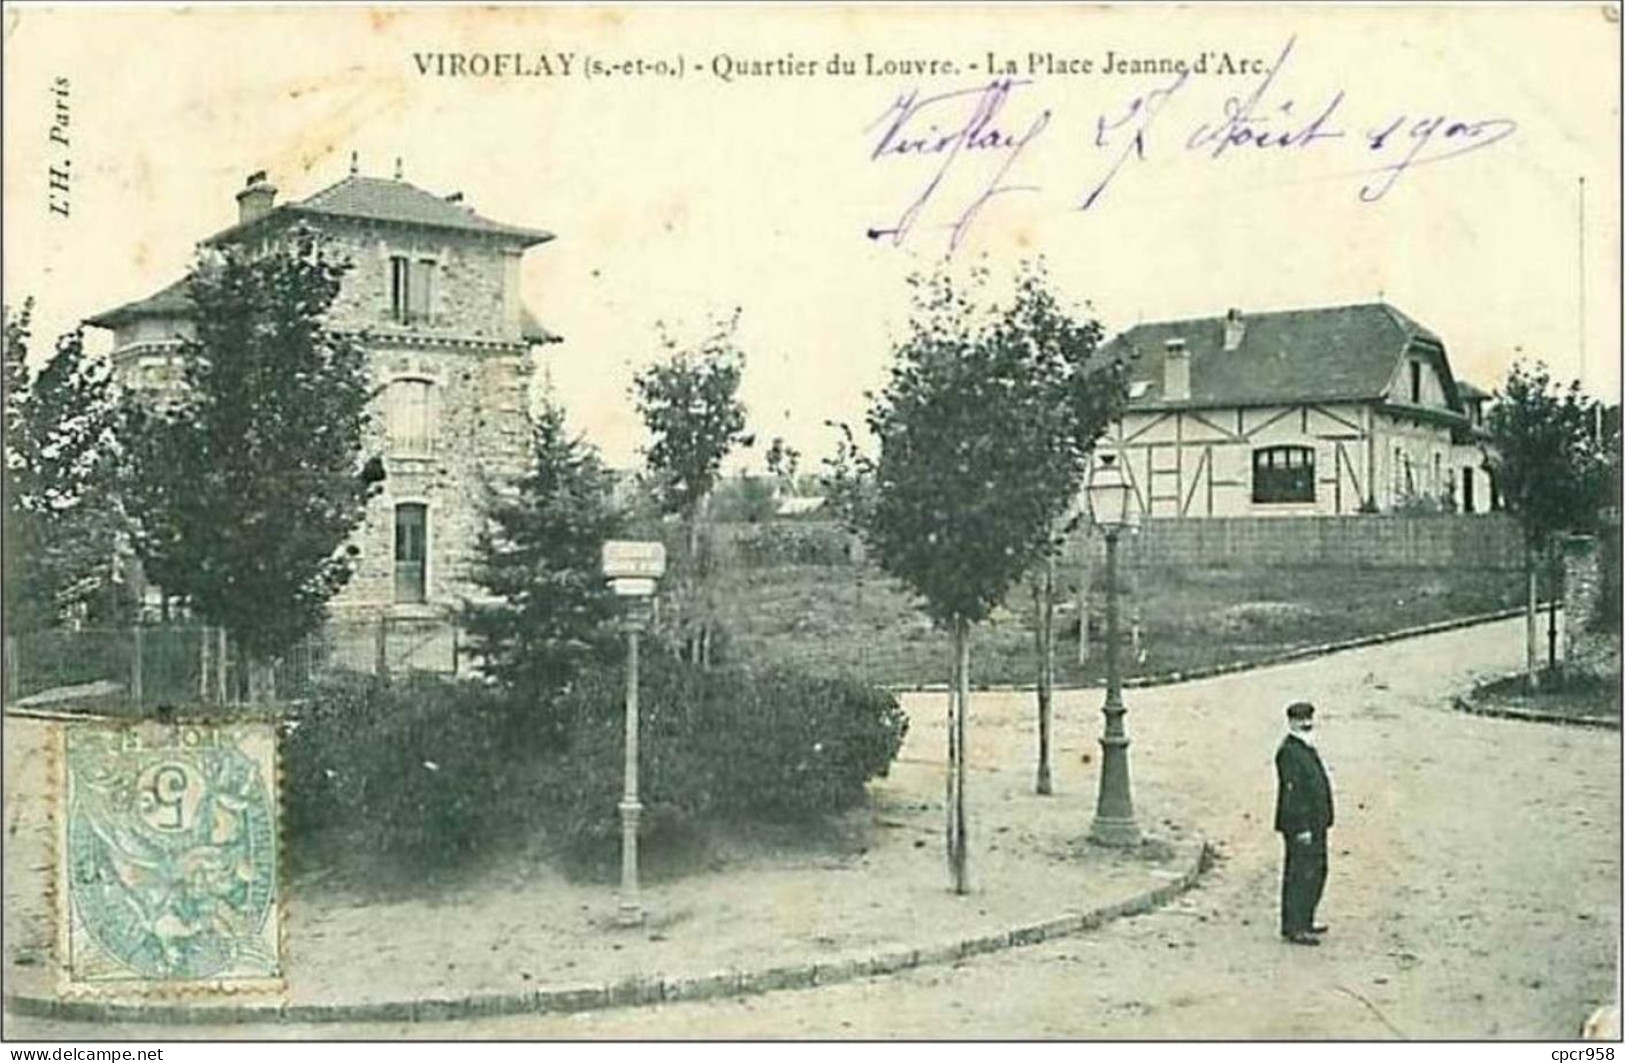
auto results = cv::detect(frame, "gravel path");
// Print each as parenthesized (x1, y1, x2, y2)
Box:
(7, 616, 1618, 1038)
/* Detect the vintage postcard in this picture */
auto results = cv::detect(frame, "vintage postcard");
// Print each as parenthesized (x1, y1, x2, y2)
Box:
(2, 1, 1619, 1048)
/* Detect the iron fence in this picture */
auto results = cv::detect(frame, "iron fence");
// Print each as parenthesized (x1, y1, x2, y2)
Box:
(3, 615, 465, 712)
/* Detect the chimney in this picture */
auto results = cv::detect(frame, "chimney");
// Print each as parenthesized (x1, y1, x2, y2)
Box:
(235, 170, 276, 225)
(1164, 337, 1190, 402)
(1223, 307, 1246, 352)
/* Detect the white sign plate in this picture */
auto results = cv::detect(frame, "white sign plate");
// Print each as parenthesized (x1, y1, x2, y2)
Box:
(609, 577, 658, 598)
(602, 540, 667, 580)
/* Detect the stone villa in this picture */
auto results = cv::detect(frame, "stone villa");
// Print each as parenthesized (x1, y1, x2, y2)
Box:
(87, 162, 558, 623)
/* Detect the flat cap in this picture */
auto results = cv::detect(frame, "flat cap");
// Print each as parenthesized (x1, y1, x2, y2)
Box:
(1286, 701, 1316, 720)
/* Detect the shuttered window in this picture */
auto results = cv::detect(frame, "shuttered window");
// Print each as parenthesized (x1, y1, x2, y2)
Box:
(386, 378, 434, 456)
(389, 255, 436, 324)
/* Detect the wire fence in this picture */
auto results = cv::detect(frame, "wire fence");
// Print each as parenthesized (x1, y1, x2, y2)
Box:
(3, 616, 464, 713)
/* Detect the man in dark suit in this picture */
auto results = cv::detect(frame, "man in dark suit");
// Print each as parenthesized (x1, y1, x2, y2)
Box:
(1275, 700, 1334, 945)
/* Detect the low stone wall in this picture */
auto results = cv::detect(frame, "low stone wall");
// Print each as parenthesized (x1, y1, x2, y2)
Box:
(1092, 513, 1523, 569)
(696, 514, 1523, 571)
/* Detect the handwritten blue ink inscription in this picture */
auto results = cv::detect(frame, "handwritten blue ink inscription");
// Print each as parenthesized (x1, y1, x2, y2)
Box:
(865, 78, 1052, 250)
(866, 36, 1518, 251)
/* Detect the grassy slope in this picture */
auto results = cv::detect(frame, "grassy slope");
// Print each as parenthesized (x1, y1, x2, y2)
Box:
(712, 561, 1526, 687)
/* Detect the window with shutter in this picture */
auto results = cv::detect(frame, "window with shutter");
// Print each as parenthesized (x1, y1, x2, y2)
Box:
(386, 378, 434, 456)
(388, 255, 436, 324)
(390, 256, 409, 323)
(410, 259, 434, 323)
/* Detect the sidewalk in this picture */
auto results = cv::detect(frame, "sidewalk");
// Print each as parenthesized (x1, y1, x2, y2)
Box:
(3, 694, 1205, 1024)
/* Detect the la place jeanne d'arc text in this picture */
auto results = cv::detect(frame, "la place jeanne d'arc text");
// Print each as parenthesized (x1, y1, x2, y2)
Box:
(410, 49, 1272, 82)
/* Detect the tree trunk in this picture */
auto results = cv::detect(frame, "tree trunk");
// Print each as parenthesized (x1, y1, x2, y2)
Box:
(855, 534, 869, 684)
(1035, 556, 1055, 796)
(685, 513, 703, 665)
(130, 625, 144, 709)
(1525, 537, 1541, 691)
(199, 625, 211, 702)
(947, 615, 971, 895)
(1547, 544, 1560, 675)
(215, 626, 229, 705)
(1128, 533, 1143, 663)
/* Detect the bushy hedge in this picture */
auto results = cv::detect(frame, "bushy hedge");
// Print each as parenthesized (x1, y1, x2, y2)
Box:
(283, 673, 543, 871)
(283, 655, 907, 881)
(734, 523, 854, 567)
(546, 654, 908, 853)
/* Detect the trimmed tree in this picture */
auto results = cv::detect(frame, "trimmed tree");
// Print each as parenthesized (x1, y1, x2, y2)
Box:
(4, 303, 126, 630)
(121, 231, 372, 697)
(3, 300, 48, 633)
(632, 312, 752, 664)
(835, 263, 1125, 893)
(462, 400, 623, 742)
(1484, 361, 1611, 689)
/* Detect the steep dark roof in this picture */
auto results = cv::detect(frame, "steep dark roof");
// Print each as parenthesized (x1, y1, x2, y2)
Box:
(1100, 302, 1449, 409)
(91, 172, 556, 331)
(1456, 379, 1492, 401)
(203, 175, 554, 247)
(83, 277, 192, 328)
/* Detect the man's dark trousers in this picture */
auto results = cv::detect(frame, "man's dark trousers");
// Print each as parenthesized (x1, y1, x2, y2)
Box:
(1281, 831, 1328, 936)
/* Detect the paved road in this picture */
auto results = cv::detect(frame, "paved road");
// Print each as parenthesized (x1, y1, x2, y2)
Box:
(8, 617, 1618, 1039)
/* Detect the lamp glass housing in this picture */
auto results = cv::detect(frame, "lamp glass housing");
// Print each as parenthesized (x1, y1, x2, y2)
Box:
(1087, 455, 1134, 531)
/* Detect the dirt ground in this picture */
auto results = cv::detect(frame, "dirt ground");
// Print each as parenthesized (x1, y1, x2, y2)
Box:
(3, 672, 1197, 1013)
(6, 615, 1619, 1039)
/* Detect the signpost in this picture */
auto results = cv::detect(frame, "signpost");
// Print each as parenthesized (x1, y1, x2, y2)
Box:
(601, 541, 666, 927)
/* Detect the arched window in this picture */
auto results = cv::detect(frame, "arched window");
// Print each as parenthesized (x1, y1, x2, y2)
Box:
(394, 503, 427, 604)
(386, 378, 434, 456)
(1252, 445, 1315, 504)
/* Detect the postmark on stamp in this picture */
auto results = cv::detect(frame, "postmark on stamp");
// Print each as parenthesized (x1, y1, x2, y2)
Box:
(54, 720, 282, 996)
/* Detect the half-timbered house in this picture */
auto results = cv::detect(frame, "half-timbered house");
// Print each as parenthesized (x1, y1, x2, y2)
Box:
(1095, 303, 1495, 518)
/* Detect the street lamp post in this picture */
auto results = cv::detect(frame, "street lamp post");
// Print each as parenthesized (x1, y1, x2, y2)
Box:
(617, 603, 647, 927)
(602, 541, 667, 928)
(1086, 454, 1141, 847)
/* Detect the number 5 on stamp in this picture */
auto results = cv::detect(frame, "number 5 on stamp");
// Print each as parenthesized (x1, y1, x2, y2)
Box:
(54, 720, 284, 996)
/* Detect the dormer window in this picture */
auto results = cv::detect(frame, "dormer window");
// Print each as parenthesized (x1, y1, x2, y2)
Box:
(1409, 361, 1422, 404)
(390, 255, 435, 324)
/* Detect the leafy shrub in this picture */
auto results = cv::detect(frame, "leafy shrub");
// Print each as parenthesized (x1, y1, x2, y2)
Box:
(735, 523, 854, 567)
(283, 654, 908, 883)
(544, 653, 909, 857)
(283, 673, 544, 874)
(708, 475, 778, 523)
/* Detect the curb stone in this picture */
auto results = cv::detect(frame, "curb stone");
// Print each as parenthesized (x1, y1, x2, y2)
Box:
(1452, 683, 1620, 731)
(4, 840, 1211, 1027)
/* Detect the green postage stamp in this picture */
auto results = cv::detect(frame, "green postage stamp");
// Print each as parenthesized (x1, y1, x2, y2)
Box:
(54, 721, 283, 996)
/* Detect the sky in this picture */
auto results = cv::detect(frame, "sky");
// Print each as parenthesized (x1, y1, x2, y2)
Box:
(4, 4, 1620, 473)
